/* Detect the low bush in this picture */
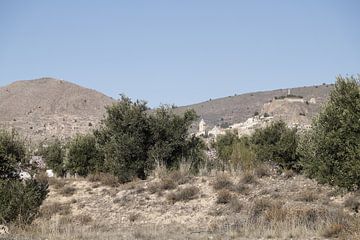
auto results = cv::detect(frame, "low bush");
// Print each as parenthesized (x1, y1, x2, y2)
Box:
(40, 202, 71, 219)
(0, 179, 48, 225)
(60, 186, 76, 197)
(87, 173, 120, 187)
(166, 186, 199, 203)
(39, 139, 66, 177)
(251, 121, 299, 171)
(66, 134, 101, 177)
(216, 190, 233, 204)
(212, 174, 234, 191)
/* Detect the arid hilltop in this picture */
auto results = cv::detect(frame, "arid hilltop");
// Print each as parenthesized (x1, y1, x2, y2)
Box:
(0, 78, 333, 143)
(174, 84, 333, 128)
(0, 78, 115, 143)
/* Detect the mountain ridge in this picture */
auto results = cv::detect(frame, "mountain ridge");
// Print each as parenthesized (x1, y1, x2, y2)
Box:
(0, 77, 333, 142)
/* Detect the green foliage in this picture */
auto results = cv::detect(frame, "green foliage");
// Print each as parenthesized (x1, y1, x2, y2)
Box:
(148, 106, 201, 170)
(95, 96, 203, 182)
(95, 95, 151, 182)
(0, 179, 48, 225)
(300, 76, 360, 190)
(0, 130, 26, 179)
(231, 136, 257, 171)
(40, 139, 66, 177)
(66, 134, 101, 177)
(0, 130, 48, 225)
(214, 131, 239, 170)
(251, 121, 299, 170)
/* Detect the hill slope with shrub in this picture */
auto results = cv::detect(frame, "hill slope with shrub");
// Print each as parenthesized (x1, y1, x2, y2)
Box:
(174, 84, 333, 127)
(0, 78, 115, 143)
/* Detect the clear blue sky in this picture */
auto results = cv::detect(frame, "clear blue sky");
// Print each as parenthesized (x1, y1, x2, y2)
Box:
(0, 1, 359, 107)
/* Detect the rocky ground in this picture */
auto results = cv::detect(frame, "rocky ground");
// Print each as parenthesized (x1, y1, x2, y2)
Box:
(5, 165, 360, 240)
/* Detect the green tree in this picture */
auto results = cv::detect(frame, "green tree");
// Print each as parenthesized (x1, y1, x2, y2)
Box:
(95, 96, 204, 182)
(148, 106, 201, 170)
(215, 131, 239, 170)
(0, 130, 26, 179)
(66, 134, 101, 177)
(95, 95, 152, 182)
(40, 139, 66, 177)
(251, 121, 299, 170)
(300, 76, 360, 190)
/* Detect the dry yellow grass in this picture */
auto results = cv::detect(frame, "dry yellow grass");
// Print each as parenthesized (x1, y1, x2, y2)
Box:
(6, 167, 360, 240)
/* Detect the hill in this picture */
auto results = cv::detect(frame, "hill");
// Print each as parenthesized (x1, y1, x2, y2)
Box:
(0, 78, 333, 143)
(174, 84, 333, 128)
(0, 78, 115, 143)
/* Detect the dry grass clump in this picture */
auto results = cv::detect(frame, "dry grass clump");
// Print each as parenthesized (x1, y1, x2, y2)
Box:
(40, 202, 71, 219)
(74, 214, 93, 225)
(48, 178, 67, 189)
(87, 173, 120, 187)
(239, 172, 258, 185)
(233, 182, 251, 195)
(216, 190, 233, 204)
(264, 202, 287, 222)
(322, 223, 344, 238)
(282, 169, 295, 179)
(147, 178, 177, 194)
(228, 197, 243, 213)
(250, 198, 273, 221)
(212, 174, 234, 191)
(60, 186, 77, 196)
(296, 190, 318, 202)
(166, 186, 199, 203)
(254, 164, 270, 178)
(166, 170, 192, 185)
(129, 213, 140, 222)
(344, 195, 360, 213)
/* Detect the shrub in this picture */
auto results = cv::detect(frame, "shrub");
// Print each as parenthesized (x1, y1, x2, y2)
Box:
(166, 186, 199, 203)
(212, 174, 234, 191)
(40, 139, 66, 177)
(251, 121, 299, 170)
(148, 106, 204, 172)
(0, 130, 49, 225)
(215, 132, 239, 170)
(239, 172, 258, 185)
(0, 130, 26, 179)
(60, 186, 76, 197)
(296, 190, 318, 202)
(40, 202, 71, 219)
(299, 76, 360, 190)
(344, 195, 360, 213)
(216, 190, 233, 204)
(66, 134, 101, 177)
(87, 173, 119, 187)
(95, 95, 203, 182)
(230, 137, 257, 171)
(0, 179, 48, 225)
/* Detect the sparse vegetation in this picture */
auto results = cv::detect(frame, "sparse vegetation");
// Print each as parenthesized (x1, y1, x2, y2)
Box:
(166, 186, 199, 203)
(216, 190, 233, 204)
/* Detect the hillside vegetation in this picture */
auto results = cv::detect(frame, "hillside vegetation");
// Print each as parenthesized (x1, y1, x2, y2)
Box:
(1, 76, 359, 240)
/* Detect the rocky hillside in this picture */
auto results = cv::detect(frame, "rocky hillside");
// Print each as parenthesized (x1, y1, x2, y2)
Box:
(0, 78, 333, 143)
(174, 84, 333, 128)
(0, 78, 115, 143)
